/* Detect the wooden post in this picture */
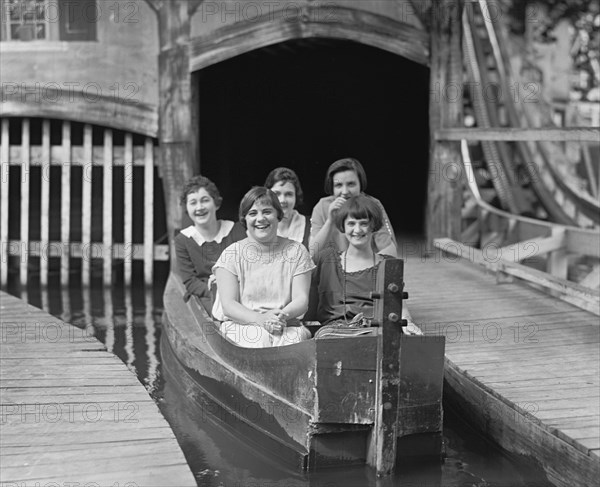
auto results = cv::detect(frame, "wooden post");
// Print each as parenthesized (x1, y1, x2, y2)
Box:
(20, 119, 30, 286)
(581, 144, 598, 199)
(104, 286, 114, 353)
(40, 120, 50, 286)
(61, 121, 71, 285)
(426, 0, 464, 245)
(124, 133, 133, 285)
(367, 258, 405, 475)
(103, 129, 113, 285)
(151, 0, 202, 267)
(81, 124, 93, 286)
(1, 119, 9, 288)
(547, 227, 568, 280)
(143, 137, 154, 286)
(125, 286, 134, 369)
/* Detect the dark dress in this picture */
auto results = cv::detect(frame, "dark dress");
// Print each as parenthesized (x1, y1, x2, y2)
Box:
(174, 221, 247, 302)
(311, 246, 392, 325)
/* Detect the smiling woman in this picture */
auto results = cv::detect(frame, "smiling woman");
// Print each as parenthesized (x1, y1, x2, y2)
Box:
(264, 167, 311, 248)
(213, 187, 314, 348)
(311, 194, 413, 334)
(174, 175, 247, 302)
(309, 157, 397, 257)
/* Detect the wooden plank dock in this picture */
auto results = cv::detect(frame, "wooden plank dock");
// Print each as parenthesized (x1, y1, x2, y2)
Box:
(0, 291, 196, 487)
(405, 254, 600, 487)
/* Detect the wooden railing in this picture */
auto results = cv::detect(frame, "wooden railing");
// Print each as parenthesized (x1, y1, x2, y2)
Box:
(0, 117, 168, 288)
(443, 141, 600, 314)
(434, 238, 599, 315)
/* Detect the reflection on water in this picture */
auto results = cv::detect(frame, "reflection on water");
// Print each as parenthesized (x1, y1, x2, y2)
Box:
(7, 266, 551, 487)
(10, 264, 167, 396)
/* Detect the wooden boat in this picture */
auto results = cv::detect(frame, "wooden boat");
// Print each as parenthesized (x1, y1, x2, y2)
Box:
(161, 258, 446, 473)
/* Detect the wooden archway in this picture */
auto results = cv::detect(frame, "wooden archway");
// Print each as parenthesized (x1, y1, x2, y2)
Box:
(189, 5, 429, 71)
(154, 0, 462, 246)
(0, 92, 158, 137)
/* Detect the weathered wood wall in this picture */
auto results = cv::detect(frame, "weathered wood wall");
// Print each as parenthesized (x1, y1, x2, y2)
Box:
(189, 0, 428, 71)
(0, 0, 159, 136)
(426, 0, 463, 242)
(2, 0, 450, 250)
(190, 0, 424, 37)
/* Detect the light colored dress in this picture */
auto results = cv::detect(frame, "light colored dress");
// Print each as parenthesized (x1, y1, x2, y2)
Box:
(212, 237, 315, 348)
(277, 209, 310, 248)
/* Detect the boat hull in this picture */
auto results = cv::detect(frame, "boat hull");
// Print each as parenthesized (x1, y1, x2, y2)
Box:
(162, 273, 445, 470)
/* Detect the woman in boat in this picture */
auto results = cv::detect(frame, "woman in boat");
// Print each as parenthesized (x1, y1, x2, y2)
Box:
(311, 194, 413, 336)
(309, 157, 397, 258)
(264, 167, 311, 248)
(174, 175, 247, 303)
(213, 186, 314, 348)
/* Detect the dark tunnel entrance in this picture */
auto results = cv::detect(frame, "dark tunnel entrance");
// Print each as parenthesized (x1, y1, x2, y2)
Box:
(196, 39, 430, 239)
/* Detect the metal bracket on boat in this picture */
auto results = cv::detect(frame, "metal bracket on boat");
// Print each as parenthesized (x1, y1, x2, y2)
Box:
(387, 313, 409, 327)
(370, 284, 409, 301)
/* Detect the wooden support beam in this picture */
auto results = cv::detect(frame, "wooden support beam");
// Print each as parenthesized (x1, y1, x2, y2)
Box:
(156, 1, 197, 265)
(144, 137, 154, 286)
(103, 129, 113, 285)
(20, 119, 30, 286)
(81, 124, 93, 287)
(4, 240, 169, 261)
(435, 127, 600, 142)
(368, 259, 405, 475)
(61, 121, 71, 285)
(426, 0, 463, 243)
(1, 119, 9, 288)
(40, 120, 50, 286)
(581, 143, 598, 198)
(189, 6, 429, 71)
(8, 145, 158, 166)
(124, 133, 133, 286)
(547, 227, 568, 280)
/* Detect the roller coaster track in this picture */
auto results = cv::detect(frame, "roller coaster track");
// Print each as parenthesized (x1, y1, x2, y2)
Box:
(457, 139, 600, 300)
(462, 0, 599, 228)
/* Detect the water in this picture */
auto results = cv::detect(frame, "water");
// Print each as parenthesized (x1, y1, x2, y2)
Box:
(7, 265, 552, 487)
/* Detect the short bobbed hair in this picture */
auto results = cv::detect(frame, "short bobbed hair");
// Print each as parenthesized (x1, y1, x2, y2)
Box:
(264, 167, 304, 206)
(239, 186, 284, 229)
(179, 175, 223, 208)
(334, 195, 383, 233)
(324, 157, 368, 195)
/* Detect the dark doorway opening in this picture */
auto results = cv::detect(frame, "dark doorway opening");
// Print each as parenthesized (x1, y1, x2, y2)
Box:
(197, 39, 430, 238)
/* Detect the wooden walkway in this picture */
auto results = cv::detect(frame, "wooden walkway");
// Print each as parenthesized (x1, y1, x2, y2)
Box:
(405, 253, 600, 487)
(0, 291, 196, 487)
